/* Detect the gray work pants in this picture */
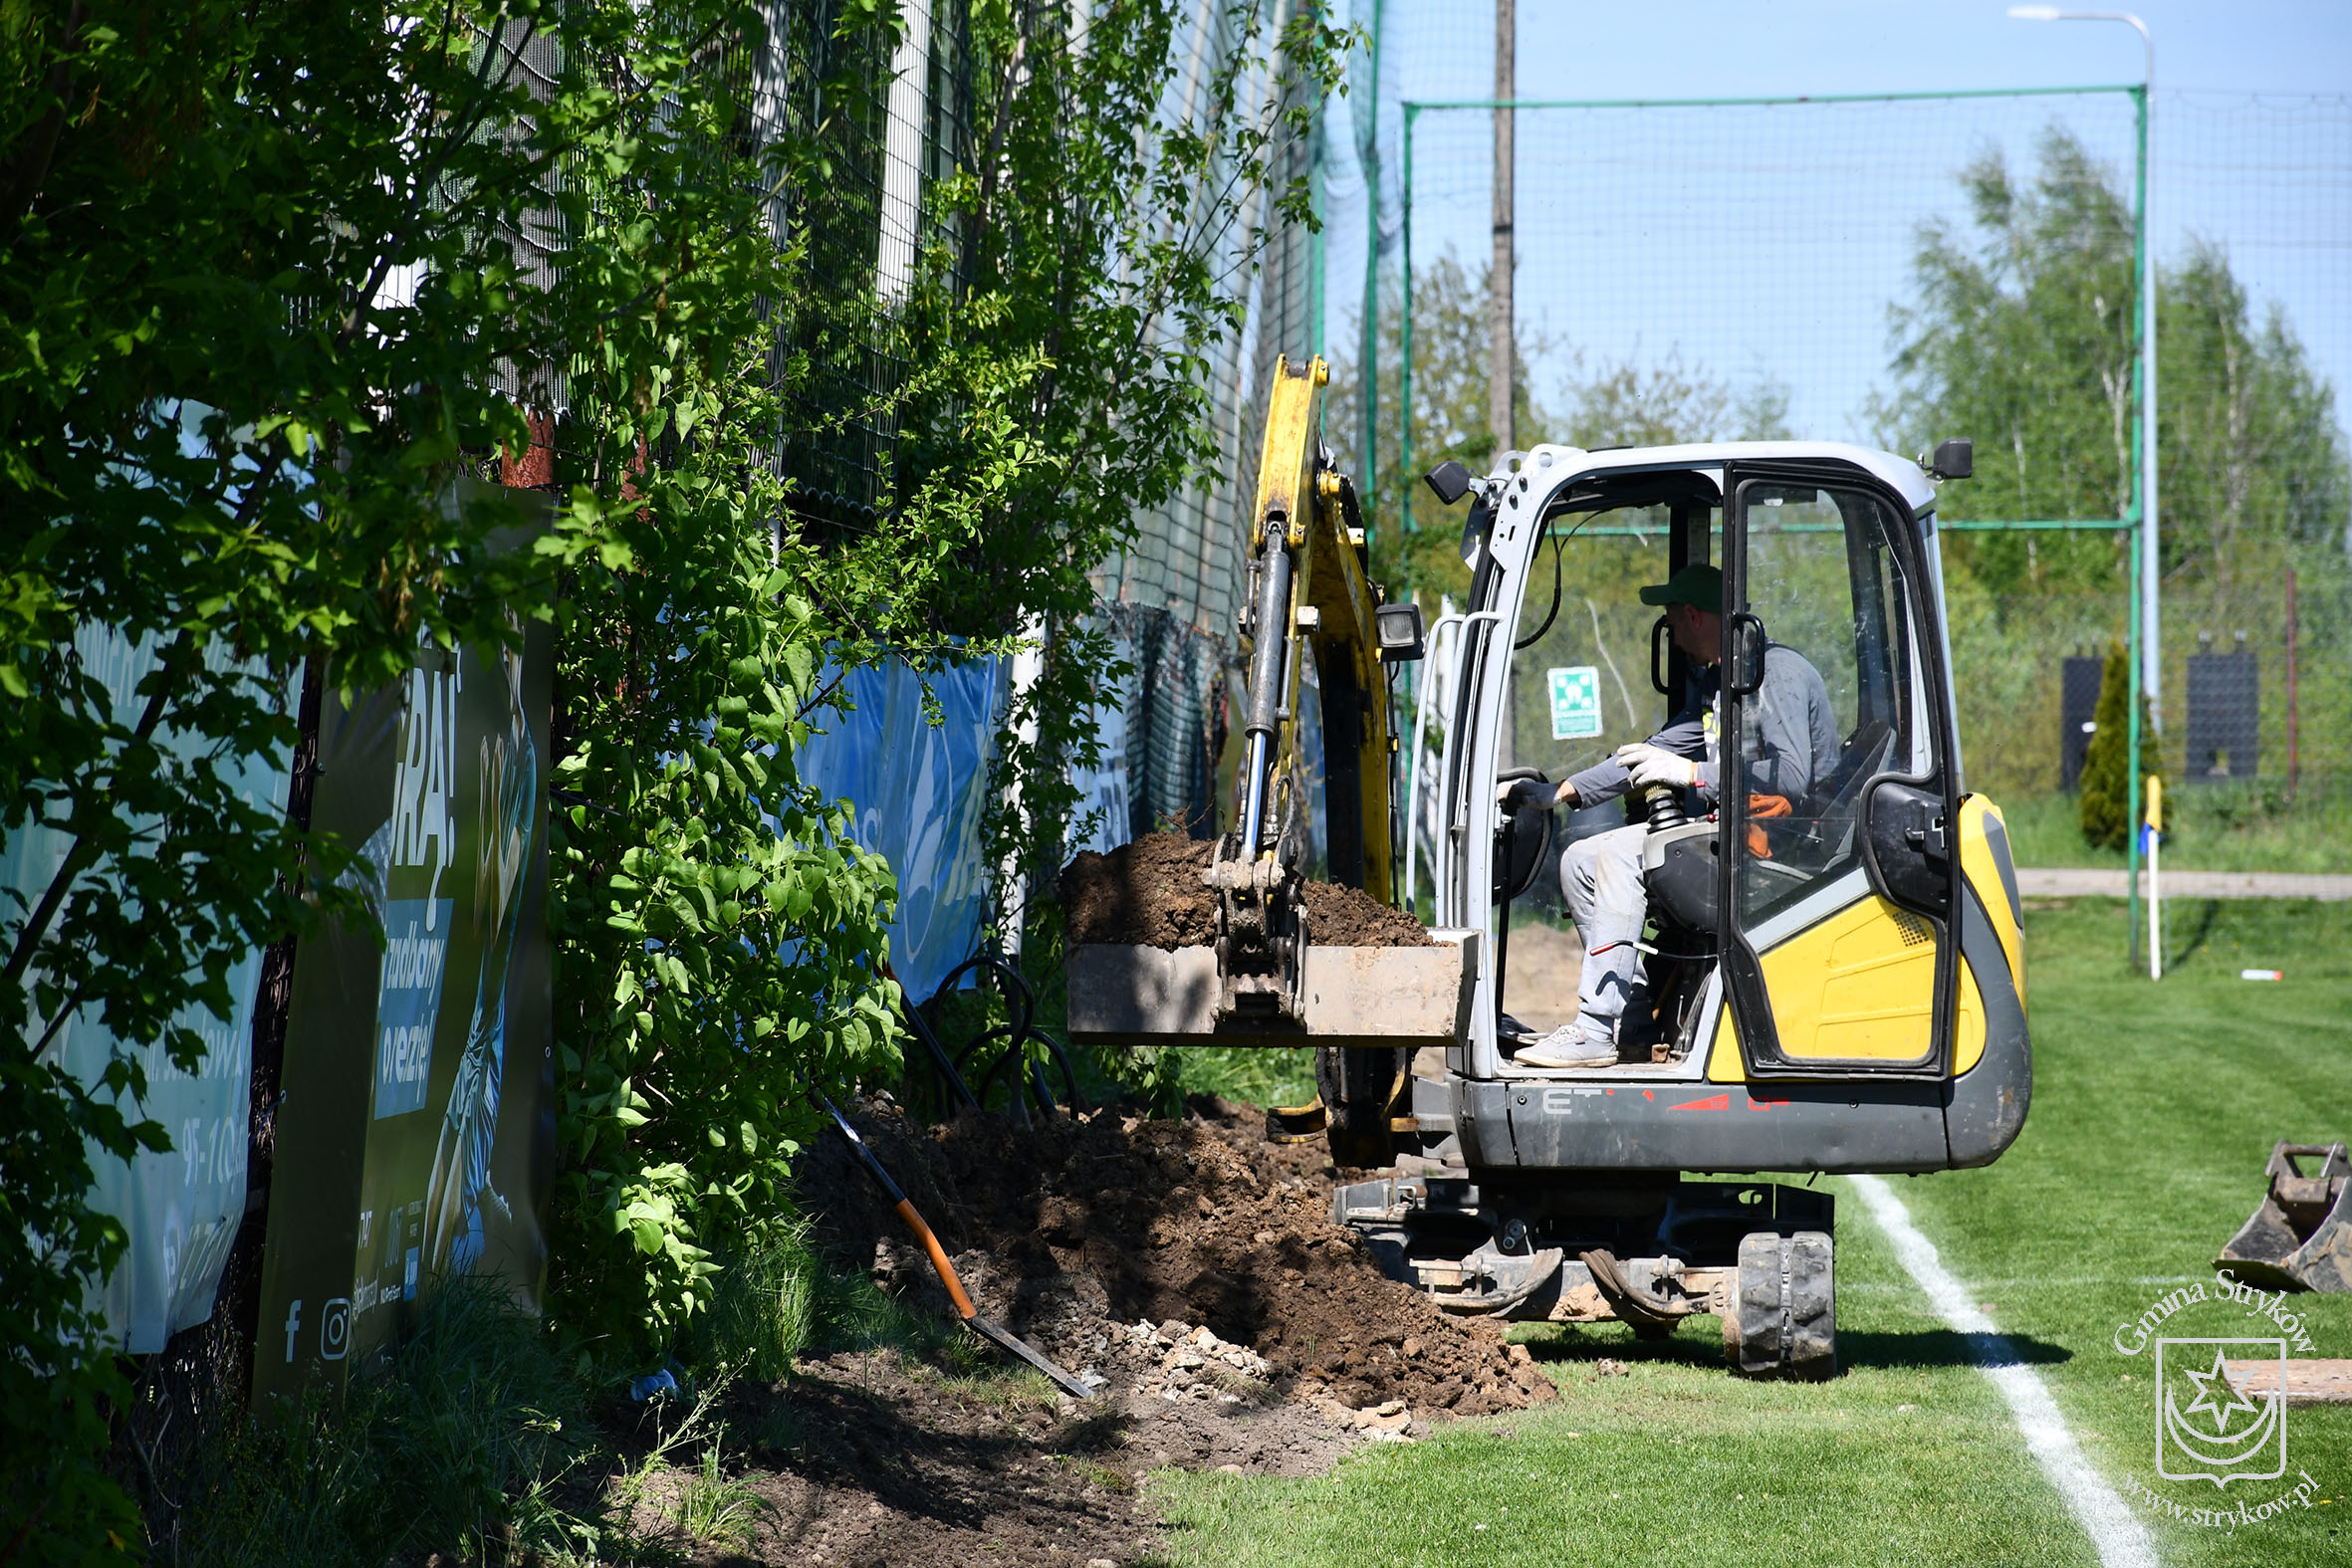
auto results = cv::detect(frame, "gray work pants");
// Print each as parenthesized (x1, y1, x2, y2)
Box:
(1559, 823, 1649, 1039)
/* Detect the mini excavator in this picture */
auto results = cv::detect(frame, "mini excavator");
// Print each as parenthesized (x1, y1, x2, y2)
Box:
(1066, 353, 2031, 1378)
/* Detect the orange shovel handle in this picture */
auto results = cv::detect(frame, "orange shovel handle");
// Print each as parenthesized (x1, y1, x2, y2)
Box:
(893, 1197, 977, 1319)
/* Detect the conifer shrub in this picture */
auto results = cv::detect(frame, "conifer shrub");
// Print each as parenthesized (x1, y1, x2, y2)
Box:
(2077, 643, 2164, 850)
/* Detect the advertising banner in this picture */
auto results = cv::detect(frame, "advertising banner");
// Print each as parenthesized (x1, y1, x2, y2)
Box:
(253, 591, 554, 1398)
(1, 623, 291, 1354)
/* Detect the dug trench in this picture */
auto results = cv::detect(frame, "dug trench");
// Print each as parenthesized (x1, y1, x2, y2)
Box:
(703, 1096, 1556, 1565)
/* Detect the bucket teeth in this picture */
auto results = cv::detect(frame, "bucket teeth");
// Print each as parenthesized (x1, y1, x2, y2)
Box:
(2218, 1141, 2352, 1294)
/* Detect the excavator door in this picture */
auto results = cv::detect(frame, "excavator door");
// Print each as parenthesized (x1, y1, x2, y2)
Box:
(1712, 466, 1964, 1080)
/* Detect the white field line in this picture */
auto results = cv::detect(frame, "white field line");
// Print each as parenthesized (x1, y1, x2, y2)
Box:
(1840, 1275, 2205, 1293)
(1851, 1175, 2158, 1568)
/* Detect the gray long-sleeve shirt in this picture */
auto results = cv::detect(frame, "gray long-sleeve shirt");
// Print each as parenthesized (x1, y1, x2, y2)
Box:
(1564, 644, 1838, 810)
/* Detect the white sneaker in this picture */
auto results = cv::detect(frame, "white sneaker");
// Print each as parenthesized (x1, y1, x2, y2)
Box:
(1514, 1025, 1617, 1069)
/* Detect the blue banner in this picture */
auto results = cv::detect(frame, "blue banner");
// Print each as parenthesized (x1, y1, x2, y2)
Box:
(796, 658, 1003, 1005)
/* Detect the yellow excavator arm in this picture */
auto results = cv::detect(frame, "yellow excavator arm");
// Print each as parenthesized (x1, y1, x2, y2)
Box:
(1064, 352, 1446, 1168)
(1212, 354, 1433, 1164)
(1226, 352, 1415, 906)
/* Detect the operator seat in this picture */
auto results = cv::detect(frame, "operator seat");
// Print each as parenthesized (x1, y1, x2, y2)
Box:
(1777, 718, 1896, 872)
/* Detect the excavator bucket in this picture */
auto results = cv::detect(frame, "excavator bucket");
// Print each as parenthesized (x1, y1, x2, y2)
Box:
(1063, 932, 1479, 1052)
(2217, 1142, 2352, 1293)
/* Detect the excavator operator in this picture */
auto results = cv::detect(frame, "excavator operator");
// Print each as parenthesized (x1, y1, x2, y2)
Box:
(1502, 562, 1837, 1068)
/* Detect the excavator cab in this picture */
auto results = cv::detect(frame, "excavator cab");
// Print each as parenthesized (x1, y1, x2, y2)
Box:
(1411, 446, 2026, 1135)
(1344, 443, 2031, 1376)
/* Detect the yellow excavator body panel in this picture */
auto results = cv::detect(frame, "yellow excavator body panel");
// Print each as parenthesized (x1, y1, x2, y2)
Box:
(1702, 795, 2023, 1082)
(1957, 795, 2026, 1012)
(1760, 896, 1941, 1064)
(1703, 907, 1984, 1080)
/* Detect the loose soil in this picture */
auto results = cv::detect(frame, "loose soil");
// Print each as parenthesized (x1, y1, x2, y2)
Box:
(803, 1095, 1550, 1418)
(1061, 833, 1217, 948)
(1299, 880, 1433, 948)
(680, 1098, 1555, 1564)
(1061, 832, 1433, 949)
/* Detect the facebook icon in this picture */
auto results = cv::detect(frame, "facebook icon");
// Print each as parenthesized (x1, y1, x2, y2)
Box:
(283, 1298, 303, 1363)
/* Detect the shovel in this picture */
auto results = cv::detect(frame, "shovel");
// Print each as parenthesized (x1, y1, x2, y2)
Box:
(814, 1090, 1095, 1399)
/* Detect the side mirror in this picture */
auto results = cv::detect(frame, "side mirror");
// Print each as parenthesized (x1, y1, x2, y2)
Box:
(1925, 438, 1974, 481)
(1374, 600, 1426, 662)
(1424, 460, 1475, 506)
(1727, 611, 1766, 697)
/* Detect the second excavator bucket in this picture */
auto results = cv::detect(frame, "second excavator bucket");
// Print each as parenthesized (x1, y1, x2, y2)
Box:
(2217, 1141, 2352, 1293)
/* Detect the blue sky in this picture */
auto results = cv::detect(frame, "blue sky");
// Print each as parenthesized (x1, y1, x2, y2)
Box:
(1508, 2, 2350, 100)
(1312, 1, 2352, 472)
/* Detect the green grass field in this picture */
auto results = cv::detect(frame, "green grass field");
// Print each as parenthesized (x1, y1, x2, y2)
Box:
(1999, 788, 2352, 875)
(1151, 899, 2352, 1566)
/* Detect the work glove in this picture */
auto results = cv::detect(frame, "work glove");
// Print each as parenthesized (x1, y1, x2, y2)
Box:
(1494, 778, 1557, 813)
(1613, 742, 1698, 791)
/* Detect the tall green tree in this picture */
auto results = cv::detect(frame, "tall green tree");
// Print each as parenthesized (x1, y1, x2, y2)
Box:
(1878, 127, 2142, 596)
(0, 0, 918, 1548)
(2160, 238, 2352, 591)
(543, 0, 1358, 1356)
(1878, 125, 2349, 599)
(1874, 124, 2349, 803)
(1333, 248, 1787, 600)
(0, 3, 665, 1551)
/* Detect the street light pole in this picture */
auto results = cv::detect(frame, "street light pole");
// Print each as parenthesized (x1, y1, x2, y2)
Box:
(2007, 7, 2159, 727)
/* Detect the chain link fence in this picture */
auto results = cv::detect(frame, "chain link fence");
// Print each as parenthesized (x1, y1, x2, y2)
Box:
(1294, 13, 2352, 879)
(1094, 0, 1326, 841)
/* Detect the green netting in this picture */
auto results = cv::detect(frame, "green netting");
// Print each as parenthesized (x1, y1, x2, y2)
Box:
(1394, 89, 2151, 533)
(1098, 0, 1325, 837)
(753, 0, 972, 532)
(1305, 48, 2352, 905)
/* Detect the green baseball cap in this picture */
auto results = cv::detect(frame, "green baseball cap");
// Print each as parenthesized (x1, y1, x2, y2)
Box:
(1638, 562, 1723, 613)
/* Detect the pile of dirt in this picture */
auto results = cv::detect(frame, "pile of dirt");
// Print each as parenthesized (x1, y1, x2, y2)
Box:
(801, 1096, 1554, 1425)
(1060, 833, 1216, 948)
(1060, 831, 1433, 949)
(1301, 880, 1435, 947)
